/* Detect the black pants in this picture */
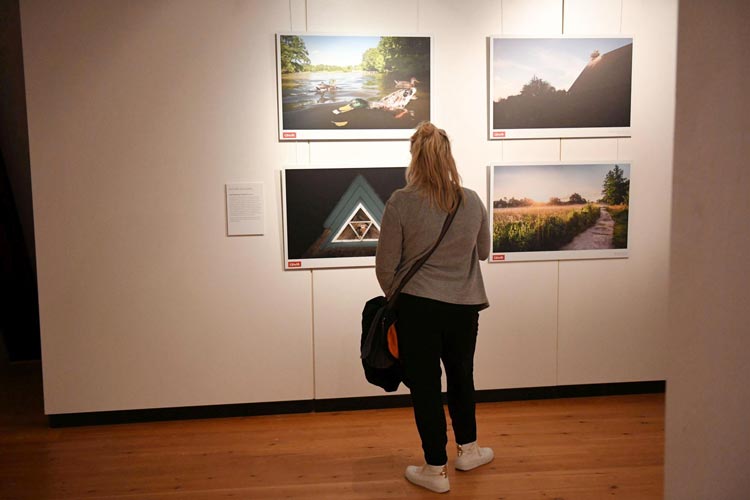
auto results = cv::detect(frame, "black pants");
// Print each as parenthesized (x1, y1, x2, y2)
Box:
(395, 293, 480, 466)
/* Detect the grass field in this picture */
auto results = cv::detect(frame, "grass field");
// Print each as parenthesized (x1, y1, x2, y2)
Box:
(608, 204, 629, 248)
(492, 203, 602, 252)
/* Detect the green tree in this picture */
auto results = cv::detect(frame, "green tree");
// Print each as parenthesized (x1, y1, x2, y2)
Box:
(280, 35, 310, 73)
(568, 193, 587, 204)
(601, 165, 630, 205)
(520, 76, 557, 98)
(377, 36, 430, 75)
(361, 47, 385, 72)
(548, 197, 563, 205)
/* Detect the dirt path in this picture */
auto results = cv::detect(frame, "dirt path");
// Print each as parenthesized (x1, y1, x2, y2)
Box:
(561, 207, 615, 250)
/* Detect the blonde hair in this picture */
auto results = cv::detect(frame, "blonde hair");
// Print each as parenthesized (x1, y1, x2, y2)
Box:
(406, 121, 463, 212)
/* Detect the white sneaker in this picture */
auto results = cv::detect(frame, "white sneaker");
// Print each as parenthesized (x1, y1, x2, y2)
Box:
(455, 441, 494, 471)
(404, 463, 450, 493)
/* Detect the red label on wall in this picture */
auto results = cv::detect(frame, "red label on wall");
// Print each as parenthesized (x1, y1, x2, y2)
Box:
(492, 254, 506, 261)
(492, 131, 506, 138)
(282, 132, 297, 139)
(288, 261, 302, 268)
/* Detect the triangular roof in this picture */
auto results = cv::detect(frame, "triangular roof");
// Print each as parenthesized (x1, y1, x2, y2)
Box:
(322, 174, 385, 247)
(329, 203, 381, 243)
(568, 43, 633, 95)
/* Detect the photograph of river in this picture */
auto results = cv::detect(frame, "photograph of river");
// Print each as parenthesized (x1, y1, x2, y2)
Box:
(489, 162, 630, 262)
(277, 34, 431, 140)
(490, 37, 633, 139)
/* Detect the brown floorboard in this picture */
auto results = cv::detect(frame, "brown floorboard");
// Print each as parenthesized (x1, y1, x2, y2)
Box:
(0, 362, 663, 499)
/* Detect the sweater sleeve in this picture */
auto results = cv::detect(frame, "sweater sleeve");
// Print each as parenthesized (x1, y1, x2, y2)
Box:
(477, 195, 491, 261)
(375, 199, 402, 295)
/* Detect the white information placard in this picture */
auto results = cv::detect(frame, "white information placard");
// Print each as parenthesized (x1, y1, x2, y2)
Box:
(226, 183, 264, 236)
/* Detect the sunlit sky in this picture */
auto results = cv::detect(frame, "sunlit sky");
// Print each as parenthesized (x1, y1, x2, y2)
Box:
(300, 35, 381, 66)
(492, 38, 632, 101)
(492, 164, 630, 203)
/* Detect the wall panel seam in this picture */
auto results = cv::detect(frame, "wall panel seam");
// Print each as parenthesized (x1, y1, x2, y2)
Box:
(310, 270, 316, 399)
(561, 0, 565, 34)
(555, 260, 560, 385)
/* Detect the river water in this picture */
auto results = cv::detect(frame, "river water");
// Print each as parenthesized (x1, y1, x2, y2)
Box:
(281, 71, 423, 111)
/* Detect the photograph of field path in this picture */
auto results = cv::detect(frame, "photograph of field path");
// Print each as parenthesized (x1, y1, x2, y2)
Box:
(277, 34, 431, 140)
(490, 163, 631, 262)
(490, 37, 632, 139)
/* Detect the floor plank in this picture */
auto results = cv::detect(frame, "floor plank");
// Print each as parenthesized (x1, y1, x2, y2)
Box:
(0, 363, 663, 499)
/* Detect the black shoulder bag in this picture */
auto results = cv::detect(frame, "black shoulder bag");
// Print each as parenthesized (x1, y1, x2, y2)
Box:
(360, 206, 458, 392)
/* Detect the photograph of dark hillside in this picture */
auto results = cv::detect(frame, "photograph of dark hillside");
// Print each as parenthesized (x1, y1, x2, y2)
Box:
(282, 167, 407, 269)
(277, 34, 431, 140)
(490, 37, 633, 139)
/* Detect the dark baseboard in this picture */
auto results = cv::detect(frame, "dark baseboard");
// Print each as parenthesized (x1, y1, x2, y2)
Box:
(474, 380, 666, 403)
(49, 399, 314, 428)
(48, 380, 665, 428)
(314, 394, 413, 412)
(314, 380, 665, 413)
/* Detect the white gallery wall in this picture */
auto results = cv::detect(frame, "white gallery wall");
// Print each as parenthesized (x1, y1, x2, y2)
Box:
(20, 0, 677, 415)
(666, 1, 750, 497)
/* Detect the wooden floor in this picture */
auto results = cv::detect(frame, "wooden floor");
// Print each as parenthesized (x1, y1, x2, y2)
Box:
(0, 362, 664, 499)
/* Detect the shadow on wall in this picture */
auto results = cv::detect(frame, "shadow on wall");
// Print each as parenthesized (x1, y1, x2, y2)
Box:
(0, 152, 40, 362)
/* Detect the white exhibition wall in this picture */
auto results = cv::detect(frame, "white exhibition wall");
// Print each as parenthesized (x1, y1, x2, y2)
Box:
(21, 0, 677, 415)
(666, 1, 750, 497)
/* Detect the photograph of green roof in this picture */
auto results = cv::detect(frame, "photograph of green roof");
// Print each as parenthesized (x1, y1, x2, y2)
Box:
(282, 167, 406, 269)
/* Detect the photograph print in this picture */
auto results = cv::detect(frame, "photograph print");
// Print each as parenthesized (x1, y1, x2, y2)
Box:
(277, 34, 431, 140)
(490, 162, 631, 262)
(490, 36, 633, 139)
(282, 166, 407, 269)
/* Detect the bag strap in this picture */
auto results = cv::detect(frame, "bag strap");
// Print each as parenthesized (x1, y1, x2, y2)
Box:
(385, 202, 459, 307)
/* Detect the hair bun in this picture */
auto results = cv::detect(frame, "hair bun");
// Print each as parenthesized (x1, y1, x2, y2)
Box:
(416, 121, 436, 137)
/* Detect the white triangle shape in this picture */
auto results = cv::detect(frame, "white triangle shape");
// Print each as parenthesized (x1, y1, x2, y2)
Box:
(331, 202, 381, 243)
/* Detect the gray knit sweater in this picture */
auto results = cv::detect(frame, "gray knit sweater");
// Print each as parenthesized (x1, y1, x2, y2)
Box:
(375, 187, 490, 309)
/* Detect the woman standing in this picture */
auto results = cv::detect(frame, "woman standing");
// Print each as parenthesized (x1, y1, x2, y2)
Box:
(376, 122, 494, 493)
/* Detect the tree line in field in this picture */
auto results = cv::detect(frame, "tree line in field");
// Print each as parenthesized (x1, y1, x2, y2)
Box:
(280, 36, 429, 75)
(494, 164, 629, 209)
(493, 192, 589, 209)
